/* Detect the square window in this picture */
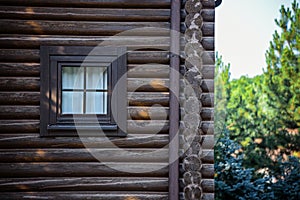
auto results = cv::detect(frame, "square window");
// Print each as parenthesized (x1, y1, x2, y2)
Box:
(40, 46, 127, 137)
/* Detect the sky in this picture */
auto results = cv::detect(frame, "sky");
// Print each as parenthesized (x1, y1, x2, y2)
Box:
(215, 0, 293, 79)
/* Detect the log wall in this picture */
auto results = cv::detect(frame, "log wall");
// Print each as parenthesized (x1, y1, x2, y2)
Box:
(0, 0, 215, 199)
(180, 0, 215, 200)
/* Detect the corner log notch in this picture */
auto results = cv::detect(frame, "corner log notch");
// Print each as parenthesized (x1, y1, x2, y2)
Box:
(180, 0, 215, 199)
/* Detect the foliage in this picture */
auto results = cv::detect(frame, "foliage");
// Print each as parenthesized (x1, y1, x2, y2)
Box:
(216, 0, 300, 172)
(215, 130, 271, 200)
(215, 129, 300, 200)
(215, 1, 300, 199)
(214, 53, 230, 139)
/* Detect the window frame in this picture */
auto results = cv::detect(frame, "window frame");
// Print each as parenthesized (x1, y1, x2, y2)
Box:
(40, 46, 127, 137)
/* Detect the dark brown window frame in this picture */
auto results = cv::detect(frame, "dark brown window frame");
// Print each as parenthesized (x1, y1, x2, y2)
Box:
(40, 46, 127, 137)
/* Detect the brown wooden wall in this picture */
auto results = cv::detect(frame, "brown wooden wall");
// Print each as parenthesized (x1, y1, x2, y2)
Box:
(0, 0, 215, 199)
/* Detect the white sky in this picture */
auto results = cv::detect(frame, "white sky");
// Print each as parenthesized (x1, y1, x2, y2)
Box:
(215, 0, 293, 79)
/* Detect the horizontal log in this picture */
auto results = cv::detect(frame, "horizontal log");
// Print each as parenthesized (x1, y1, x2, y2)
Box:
(0, 92, 169, 106)
(201, 22, 214, 37)
(0, 6, 171, 22)
(0, 20, 170, 36)
(202, 9, 215, 22)
(201, 93, 214, 107)
(127, 120, 169, 134)
(0, 49, 213, 65)
(128, 107, 169, 120)
(0, 119, 169, 134)
(0, 105, 169, 120)
(0, 191, 168, 200)
(201, 0, 215, 8)
(202, 37, 214, 51)
(200, 51, 215, 65)
(180, 192, 214, 200)
(128, 92, 169, 107)
(0, 162, 168, 177)
(0, 0, 171, 8)
(128, 78, 169, 92)
(0, 49, 170, 63)
(179, 179, 214, 193)
(200, 134, 214, 151)
(180, 164, 214, 179)
(200, 149, 214, 164)
(201, 65, 214, 79)
(201, 108, 214, 121)
(0, 77, 39, 91)
(0, 120, 39, 133)
(128, 64, 169, 78)
(0, 134, 169, 148)
(0, 35, 171, 50)
(0, 63, 39, 77)
(0, 177, 168, 192)
(128, 51, 169, 64)
(201, 121, 214, 135)
(0, 35, 214, 51)
(201, 79, 214, 92)
(0, 92, 40, 105)
(0, 106, 39, 119)
(0, 20, 213, 37)
(0, 148, 168, 162)
(0, 49, 39, 62)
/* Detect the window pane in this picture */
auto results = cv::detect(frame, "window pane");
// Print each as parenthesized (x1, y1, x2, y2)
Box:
(86, 67, 108, 90)
(62, 92, 84, 114)
(62, 67, 84, 90)
(86, 92, 107, 114)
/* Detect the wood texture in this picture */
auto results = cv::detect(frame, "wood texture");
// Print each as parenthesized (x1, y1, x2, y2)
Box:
(180, 164, 214, 179)
(0, 177, 168, 192)
(127, 120, 169, 134)
(0, 49, 170, 63)
(200, 108, 214, 121)
(128, 107, 169, 120)
(0, 106, 39, 119)
(0, 20, 170, 36)
(0, 92, 40, 105)
(0, 148, 168, 162)
(180, 179, 214, 193)
(0, 162, 168, 177)
(0, 134, 169, 148)
(0, 77, 39, 91)
(0, 35, 171, 50)
(0, 120, 39, 133)
(128, 78, 169, 92)
(0, 191, 168, 200)
(0, 63, 39, 77)
(0, 6, 171, 21)
(128, 64, 169, 78)
(0, 0, 172, 8)
(0, 120, 170, 134)
(128, 92, 169, 107)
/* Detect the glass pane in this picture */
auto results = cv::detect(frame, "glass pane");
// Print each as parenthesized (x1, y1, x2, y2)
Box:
(62, 92, 84, 114)
(86, 67, 108, 90)
(62, 67, 84, 90)
(86, 92, 107, 114)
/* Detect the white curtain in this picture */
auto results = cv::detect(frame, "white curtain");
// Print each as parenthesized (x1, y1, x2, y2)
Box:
(61, 66, 108, 114)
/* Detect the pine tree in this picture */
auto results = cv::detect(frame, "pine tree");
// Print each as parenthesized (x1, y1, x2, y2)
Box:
(264, 0, 300, 130)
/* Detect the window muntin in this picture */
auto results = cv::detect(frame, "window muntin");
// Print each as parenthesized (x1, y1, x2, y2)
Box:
(61, 65, 108, 115)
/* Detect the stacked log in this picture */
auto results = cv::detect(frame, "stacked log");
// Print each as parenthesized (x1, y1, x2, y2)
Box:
(180, 0, 214, 199)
